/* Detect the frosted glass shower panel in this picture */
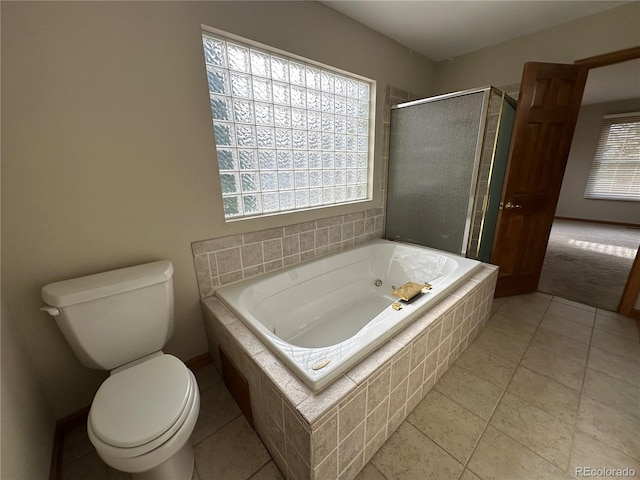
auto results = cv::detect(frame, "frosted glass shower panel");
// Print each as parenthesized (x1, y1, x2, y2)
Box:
(386, 92, 485, 255)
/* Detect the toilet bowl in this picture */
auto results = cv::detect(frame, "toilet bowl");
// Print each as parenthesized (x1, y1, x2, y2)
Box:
(87, 354, 200, 480)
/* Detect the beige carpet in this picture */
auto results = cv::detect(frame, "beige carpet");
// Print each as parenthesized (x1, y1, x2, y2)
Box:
(538, 219, 640, 311)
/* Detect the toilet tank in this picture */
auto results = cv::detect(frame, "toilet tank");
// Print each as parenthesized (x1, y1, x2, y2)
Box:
(41, 261, 175, 370)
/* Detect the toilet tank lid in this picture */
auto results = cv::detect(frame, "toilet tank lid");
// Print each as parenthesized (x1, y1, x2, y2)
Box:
(42, 260, 174, 308)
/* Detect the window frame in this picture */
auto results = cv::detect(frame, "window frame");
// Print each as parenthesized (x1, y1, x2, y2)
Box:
(583, 111, 640, 202)
(201, 25, 377, 221)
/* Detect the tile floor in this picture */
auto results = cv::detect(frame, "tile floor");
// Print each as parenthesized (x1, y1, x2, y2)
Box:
(60, 293, 640, 480)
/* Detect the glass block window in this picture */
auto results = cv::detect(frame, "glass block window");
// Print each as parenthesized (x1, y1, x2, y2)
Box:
(584, 112, 640, 202)
(202, 31, 374, 219)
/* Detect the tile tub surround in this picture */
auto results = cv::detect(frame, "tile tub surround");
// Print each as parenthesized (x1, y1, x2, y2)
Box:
(191, 208, 385, 298)
(201, 264, 498, 480)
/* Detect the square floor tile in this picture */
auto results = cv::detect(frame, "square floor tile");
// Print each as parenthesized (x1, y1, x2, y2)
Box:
(61, 424, 94, 467)
(490, 393, 573, 469)
(495, 299, 545, 327)
(454, 343, 518, 389)
(407, 390, 486, 464)
(587, 346, 640, 387)
(569, 429, 640, 480)
(487, 312, 538, 342)
(354, 463, 386, 480)
(521, 345, 586, 391)
(503, 293, 551, 314)
(468, 425, 572, 480)
(591, 329, 640, 362)
(194, 416, 271, 480)
(191, 381, 241, 444)
(552, 297, 596, 313)
(577, 395, 640, 461)
(539, 312, 592, 344)
(491, 297, 507, 316)
(194, 362, 224, 392)
(582, 368, 640, 420)
(472, 326, 530, 364)
(248, 461, 284, 480)
(546, 301, 595, 327)
(60, 451, 110, 480)
(530, 328, 589, 365)
(460, 469, 482, 480)
(506, 366, 580, 424)
(595, 311, 640, 341)
(435, 365, 503, 421)
(370, 422, 464, 480)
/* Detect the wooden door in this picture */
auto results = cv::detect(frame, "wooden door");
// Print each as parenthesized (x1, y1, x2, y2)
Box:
(491, 62, 588, 296)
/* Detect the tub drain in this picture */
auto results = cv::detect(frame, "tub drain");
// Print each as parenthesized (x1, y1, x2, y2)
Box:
(373, 279, 383, 287)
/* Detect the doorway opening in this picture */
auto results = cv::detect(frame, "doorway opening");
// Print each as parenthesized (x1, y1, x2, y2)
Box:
(538, 55, 640, 313)
(491, 47, 640, 319)
(538, 219, 640, 310)
(538, 59, 640, 311)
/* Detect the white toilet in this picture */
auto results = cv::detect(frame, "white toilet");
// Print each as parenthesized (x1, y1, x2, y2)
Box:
(41, 261, 200, 480)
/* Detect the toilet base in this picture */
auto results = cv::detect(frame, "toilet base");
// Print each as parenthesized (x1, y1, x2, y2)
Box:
(133, 440, 194, 480)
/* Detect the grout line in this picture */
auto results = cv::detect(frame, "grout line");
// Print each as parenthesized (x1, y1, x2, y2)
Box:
(245, 458, 278, 480)
(562, 314, 598, 480)
(376, 296, 500, 477)
(459, 296, 552, 477)
(471, 295, 640, 477)
(584, 346, 640, 388)
(192, 412, 243, 448)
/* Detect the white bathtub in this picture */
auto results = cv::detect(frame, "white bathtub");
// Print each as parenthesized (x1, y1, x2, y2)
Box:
(215, 239, 482, 391)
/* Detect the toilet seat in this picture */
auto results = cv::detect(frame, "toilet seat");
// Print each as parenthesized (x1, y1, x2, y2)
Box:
(88, 354, 196, 459)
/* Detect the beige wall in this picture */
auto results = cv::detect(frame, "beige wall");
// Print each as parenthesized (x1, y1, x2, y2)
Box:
(1, 295, 56, 479)
(556, 99, 640, 224)
(433, 3, 640, 96)
(1, 1, 435, 418)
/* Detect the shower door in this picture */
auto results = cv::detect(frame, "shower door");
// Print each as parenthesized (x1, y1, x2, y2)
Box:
(385, 90, 486, 255)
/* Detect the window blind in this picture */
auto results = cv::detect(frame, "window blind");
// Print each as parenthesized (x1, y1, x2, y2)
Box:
(584, 112, 640, 202)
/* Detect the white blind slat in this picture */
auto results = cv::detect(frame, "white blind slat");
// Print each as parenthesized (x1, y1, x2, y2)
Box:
(584, 113, 640, 202)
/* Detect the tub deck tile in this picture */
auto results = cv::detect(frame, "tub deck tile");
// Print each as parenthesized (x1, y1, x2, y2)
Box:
(254, 350, 299, 392)
(202, 297, 237, 325)
(298, 376, 358, 424)
(283, 377, 313, 407)
(392, 312, 437, 347)
(227, 320, 266, 357)
(345, 340, 403, 385)
(451, 279, 481, 299)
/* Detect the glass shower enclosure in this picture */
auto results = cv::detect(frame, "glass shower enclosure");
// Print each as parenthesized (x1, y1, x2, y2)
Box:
(385, 87, 516, 262)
